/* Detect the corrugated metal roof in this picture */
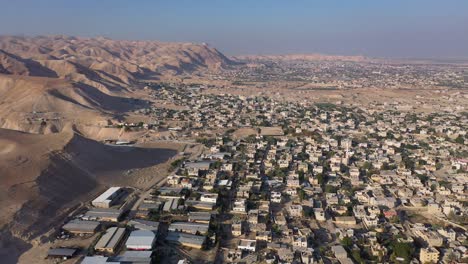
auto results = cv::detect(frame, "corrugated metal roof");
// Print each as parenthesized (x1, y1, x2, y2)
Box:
(169, 222, 209, 233)
(47, 248, 77, 257)
(166, 231, 205, 246)
(125, 230, 156, 248)
(188, 211, 212, 221)
(63, 219, 100, 232)
(84, 208, 123, 220)
(129, 219, 160, 232)
(95, 227, 126, 250)
(81, 256, 117, 264)
(114, 250, 152, 263)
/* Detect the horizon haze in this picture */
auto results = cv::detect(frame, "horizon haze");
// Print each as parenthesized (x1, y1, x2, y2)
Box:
(0, 0, 467, 58)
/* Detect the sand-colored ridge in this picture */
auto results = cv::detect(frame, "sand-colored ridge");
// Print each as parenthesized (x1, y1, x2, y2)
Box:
(0, 127, 177, 263)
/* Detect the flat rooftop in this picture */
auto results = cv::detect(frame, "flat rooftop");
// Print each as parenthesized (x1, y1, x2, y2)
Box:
(92, 187, 121, 203)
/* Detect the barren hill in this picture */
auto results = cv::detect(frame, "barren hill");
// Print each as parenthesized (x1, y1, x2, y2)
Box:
(0, 35, 235, 134)
(0, 35, 234, 77)
(0, 127, 176, 263)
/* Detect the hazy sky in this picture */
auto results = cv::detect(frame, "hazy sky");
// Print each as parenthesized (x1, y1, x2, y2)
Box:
(1, 0, 467, 58)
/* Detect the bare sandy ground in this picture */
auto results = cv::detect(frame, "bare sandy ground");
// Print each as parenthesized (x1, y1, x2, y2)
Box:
(232, 127, 257, 139)
(0, 139, 16, 155)
(17, 234, 98, 264)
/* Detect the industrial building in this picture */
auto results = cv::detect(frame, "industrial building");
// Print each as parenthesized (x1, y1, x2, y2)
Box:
(113, 251, 152, 263)
(80, 256, 117, 264)
(46, 248, 77, 260)
(185, 200, 215, 210)
(91, 187, 124, 208)
(166, 231, 206, 249)
(188, 211, 212, 224)
(128, 219, 160, 232)
(138, 201, 162, 211)
(125, 230, 156, 250)
(62, 219, 100, 234)
(168, 222, 209, 235)
(95, 227, 126, 254)
(83, 208, 123, 222)
(162, 198, 180, 212)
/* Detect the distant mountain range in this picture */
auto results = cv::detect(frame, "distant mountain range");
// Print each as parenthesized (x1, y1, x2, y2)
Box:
(0, 35, 235, 78)
(0, 35, 236, 132)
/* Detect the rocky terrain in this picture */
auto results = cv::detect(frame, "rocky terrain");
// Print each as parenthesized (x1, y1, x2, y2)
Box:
(0, 35, 235, 134)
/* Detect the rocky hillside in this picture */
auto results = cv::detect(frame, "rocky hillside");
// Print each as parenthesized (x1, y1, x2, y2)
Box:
(0, 35, 234, 78)
(0, 35, 235, 133)
(0, 127, 176, 263)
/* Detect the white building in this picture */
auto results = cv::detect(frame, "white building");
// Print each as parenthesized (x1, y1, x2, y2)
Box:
(200, 193, 218, 204)
(314, 208, 326, 221)
(271, 191, 282, 203)
(238, 239, 256, 252)
(92, 187, 123, 208)
(125, 230, 156, 250)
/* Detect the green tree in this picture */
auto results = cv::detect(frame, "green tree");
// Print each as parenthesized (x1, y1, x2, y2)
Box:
(390, 241, 414, 264)
(341, 236, 353, 248)
(455, 135, 465, 144)
(297, 188, 306, 202)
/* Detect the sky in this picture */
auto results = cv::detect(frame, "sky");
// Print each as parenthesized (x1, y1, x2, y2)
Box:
(0, 0, 467, 58)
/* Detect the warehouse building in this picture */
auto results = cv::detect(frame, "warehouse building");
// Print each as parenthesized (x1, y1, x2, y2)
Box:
(83, 208, 123, 222)
(138, 201, 162, 211)
(80, 256, 118, 264)
(166, 231, 206, 249)
(128, 219, 160, 232)
(95, 227, 126, 254)
(188, 211, 213, 224)
(162, 198, 180, 212)
(125, 230, 156, 250)
(168, 222, 209, 235)
(92, 187, 124, 208)
(113, 251, 152, 263)
(185, 200, 215, 211)
(46, 248, 77, 260)
(62, 219, 100, 234)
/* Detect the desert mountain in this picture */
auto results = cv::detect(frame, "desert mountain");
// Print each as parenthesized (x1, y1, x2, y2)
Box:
(0, 35, 235, 134)
(0, 127, 176, 263)
(0, 35, 234, 77)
